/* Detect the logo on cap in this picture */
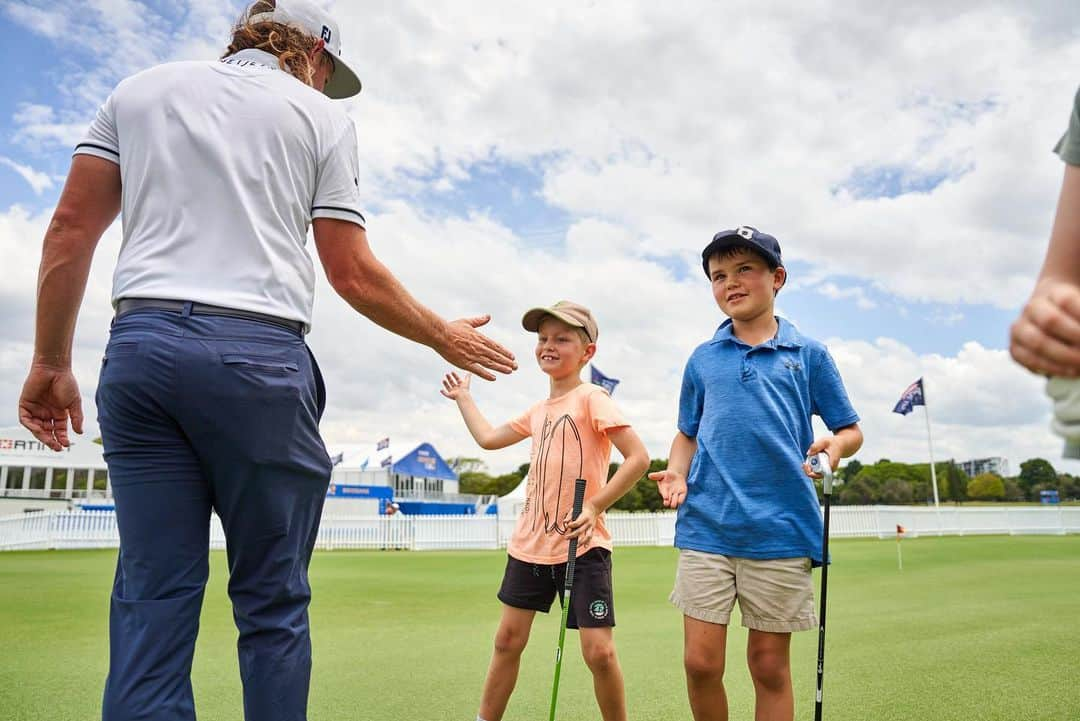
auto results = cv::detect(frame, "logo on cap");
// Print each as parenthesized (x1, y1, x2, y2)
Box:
(736, 226, 754, 240)
(321, 25, 332, 42)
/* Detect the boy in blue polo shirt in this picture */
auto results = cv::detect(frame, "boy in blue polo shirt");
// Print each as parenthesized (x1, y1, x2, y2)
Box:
(649, 226, 863, 721)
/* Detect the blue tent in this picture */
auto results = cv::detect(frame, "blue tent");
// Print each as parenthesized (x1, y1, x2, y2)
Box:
(392, 443, 458, 481)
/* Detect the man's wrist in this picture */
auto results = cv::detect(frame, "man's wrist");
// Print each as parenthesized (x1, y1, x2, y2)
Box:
(32, 353, 72, 369)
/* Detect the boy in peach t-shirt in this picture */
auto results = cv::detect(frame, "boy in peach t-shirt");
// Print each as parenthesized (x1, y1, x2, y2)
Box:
(441, 300, 649, 721)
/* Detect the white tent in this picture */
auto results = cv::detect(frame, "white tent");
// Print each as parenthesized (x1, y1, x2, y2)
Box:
(497, 476, 529, 518)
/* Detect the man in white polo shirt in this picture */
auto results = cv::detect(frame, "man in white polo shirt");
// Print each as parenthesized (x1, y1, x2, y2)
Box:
(16, 2, 516, 720)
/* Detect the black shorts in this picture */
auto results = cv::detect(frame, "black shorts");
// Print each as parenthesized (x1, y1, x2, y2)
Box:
(497, 548, 615, 629)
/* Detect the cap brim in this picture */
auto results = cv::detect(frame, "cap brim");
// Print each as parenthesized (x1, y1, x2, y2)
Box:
(521, 307, 586, 333)
(324, 56, 361, 99)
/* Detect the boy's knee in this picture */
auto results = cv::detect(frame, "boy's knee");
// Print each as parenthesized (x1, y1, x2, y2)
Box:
(684, 649, 725, 684)
(581, 638, 618, 674)
(747, 648, 790, 691)
(493, 625, 529, 657)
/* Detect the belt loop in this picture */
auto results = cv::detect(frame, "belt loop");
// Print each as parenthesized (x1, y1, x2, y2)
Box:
(181, 301, 194, 318)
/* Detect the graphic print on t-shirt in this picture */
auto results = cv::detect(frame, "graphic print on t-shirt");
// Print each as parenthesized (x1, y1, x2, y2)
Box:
(523, 412, 583, 537)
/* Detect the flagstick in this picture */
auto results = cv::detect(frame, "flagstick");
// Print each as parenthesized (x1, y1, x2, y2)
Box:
(922, 383, 941, 510)
(896, 536, 903, 571)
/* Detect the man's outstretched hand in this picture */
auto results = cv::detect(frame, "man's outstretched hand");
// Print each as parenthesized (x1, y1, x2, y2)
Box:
(439, 315, 517, 381)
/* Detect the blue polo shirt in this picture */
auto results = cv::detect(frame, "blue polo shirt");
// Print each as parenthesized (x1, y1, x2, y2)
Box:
(675, 317, 859, 565)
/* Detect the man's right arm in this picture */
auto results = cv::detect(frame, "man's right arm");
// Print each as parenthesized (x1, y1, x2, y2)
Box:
(1010, 163, 1080, 376)
(312, 218, 516, 381)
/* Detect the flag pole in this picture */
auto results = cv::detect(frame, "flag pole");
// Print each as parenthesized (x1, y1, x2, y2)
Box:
(922, 380, 941, 510)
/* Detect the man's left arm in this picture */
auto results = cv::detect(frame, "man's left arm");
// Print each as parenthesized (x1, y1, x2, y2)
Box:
(19, 155, 121, 450)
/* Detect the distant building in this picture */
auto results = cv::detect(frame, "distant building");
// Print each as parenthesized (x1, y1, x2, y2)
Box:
(324, 440, 495, 515)
(0, 425, 110, 514)
(957, 457, 1010, 478)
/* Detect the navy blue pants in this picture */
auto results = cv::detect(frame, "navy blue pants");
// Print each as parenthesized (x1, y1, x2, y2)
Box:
(96, 308, 332, 721)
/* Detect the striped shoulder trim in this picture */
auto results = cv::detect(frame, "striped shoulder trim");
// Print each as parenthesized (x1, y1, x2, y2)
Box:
(312, 205, 365, 223)
(74, 142, 119, 157)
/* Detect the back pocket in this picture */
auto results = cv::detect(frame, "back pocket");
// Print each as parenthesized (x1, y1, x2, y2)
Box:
(221, 353, 299, 374)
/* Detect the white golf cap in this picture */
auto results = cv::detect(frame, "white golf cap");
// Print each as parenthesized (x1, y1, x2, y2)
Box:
(250, 0, 362, 99)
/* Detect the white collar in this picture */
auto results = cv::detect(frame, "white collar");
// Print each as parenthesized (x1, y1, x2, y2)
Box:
(220, 48, 280, 71)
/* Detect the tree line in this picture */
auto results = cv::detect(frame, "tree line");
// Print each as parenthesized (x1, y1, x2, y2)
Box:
(449, 456, 1080, 511)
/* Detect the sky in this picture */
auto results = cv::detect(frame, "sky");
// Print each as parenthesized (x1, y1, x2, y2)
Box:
(1, 0, 1079, 477)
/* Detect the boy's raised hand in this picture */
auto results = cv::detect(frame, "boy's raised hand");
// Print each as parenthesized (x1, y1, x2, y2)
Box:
(440, 371, 472, 401)
(649, 469, 687, 508)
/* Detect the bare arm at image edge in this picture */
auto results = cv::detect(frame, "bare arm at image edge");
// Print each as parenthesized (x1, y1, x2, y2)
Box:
(313, 218, 517, 381)
(1010, 164, 1080, 377)
(19, 155, 122, 450)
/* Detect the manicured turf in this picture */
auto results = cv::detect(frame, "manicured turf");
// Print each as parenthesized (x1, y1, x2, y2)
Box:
(1, 536, 1078, 720)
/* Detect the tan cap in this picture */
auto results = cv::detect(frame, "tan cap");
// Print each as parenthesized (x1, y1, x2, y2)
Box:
(521, 300, 598, 342)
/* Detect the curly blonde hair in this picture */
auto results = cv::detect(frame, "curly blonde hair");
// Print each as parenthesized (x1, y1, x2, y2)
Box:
(222, 0, 322, 86)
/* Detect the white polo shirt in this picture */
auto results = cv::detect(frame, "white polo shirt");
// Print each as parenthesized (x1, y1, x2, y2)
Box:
(74, 48, 366, 330)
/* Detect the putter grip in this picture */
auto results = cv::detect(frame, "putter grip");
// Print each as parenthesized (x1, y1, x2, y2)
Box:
(564, 478, 588, 590)
(810, 453, 834, 495)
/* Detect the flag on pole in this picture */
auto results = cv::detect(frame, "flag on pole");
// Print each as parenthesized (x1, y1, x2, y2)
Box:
(330, 451, 344, 466)
(896, 524, 906, 537)
(376, 437, 390, 451)
(380, 455, 393, 468)
(892, 378, 925, 415)
(892, 377, 941, 508)
(590, 365, 620, 395)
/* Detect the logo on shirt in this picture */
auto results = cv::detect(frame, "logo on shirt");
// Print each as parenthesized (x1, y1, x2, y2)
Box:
(527, 413, 584, 537)
(783, 359, 802, 373)
(588, 599, 609, 620)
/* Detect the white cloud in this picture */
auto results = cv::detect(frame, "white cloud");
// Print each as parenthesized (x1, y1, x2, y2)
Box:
(6, 2, 238, 150)
(826, 336, 1077, 473)
(3, 2, 69, 37)
(1, 198, 1076, 477)
(816, 282, 878, 310)
(12, 104, 54, 126)
(4, 0, 1080, 479)
(0, 156, 54, 194)
(927, 309, 965, 326)
(328, 0, 1080, 309)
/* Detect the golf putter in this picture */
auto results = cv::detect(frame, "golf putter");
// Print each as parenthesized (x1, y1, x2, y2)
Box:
(548, 477, 588, 721)
(809, 452, 833, 721)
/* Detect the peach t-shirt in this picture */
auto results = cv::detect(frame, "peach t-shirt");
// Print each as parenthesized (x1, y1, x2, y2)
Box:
(507, 383, 629, 564)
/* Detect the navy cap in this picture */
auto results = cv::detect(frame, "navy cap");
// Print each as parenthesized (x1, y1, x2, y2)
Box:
(701, 226, 783, 277)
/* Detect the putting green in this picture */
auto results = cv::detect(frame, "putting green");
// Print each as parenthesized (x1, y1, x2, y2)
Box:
(1, 535, 1077, 720)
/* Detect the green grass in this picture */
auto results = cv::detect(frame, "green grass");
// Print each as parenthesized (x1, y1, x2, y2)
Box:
(1, 536, 1078, 720)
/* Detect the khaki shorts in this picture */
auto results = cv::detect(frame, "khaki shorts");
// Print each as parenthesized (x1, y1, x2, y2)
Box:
(670, 549, 816, 633)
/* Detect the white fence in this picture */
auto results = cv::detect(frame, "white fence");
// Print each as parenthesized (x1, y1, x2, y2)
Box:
(1, 506, 1078, 552)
